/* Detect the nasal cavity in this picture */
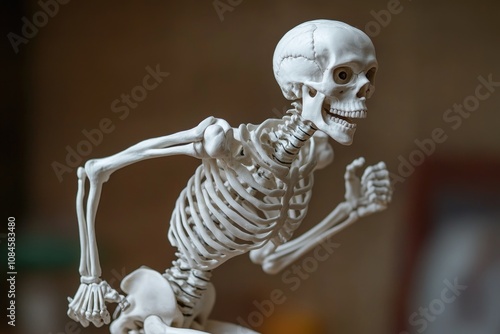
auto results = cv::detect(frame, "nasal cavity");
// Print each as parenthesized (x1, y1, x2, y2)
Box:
(357, 83, 370, 98)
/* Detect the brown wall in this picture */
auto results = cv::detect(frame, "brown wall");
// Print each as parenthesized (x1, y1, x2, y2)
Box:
(8, 0, 500, 333)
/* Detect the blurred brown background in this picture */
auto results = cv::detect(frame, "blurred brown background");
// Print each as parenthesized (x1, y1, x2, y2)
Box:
(2, 0, 500, 333)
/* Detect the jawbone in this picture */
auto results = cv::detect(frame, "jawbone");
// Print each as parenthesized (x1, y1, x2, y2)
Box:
(297, 97, 368, 146)
(319, 100, 367, 145)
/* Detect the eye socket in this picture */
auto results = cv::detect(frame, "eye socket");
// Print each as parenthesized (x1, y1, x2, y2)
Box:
(366, 67, 377, 83)
(333, 67, 353, 84)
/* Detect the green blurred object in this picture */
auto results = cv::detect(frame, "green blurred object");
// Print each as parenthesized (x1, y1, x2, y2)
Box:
(1, 234, 79, 270)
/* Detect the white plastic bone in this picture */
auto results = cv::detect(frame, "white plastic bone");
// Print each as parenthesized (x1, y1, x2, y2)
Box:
(68, 19, 392, 334)
(109, 267, 184, 334)
(273, 20, 378, 145)
(143, 316, 260, 334)
(67, 279, 124, 328)
(260, 157, 392, 273)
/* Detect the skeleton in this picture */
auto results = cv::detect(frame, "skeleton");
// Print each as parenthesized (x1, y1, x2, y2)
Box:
(67, 20, 392, 333)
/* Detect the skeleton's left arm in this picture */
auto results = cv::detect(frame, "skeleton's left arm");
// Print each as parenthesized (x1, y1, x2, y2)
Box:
(260, 157, 392, 274)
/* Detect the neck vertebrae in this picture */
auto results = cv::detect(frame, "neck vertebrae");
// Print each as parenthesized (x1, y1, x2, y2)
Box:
(272, 107, 317, 166)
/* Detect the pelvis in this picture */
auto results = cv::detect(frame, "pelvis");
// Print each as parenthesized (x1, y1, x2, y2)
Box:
(110, 267, 183, 334)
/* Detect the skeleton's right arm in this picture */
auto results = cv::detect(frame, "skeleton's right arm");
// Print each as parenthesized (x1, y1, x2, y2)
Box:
(68, 116, 234, 327)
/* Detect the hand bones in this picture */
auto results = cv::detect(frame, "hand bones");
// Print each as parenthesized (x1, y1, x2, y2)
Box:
(344, 157, 392, 217)
(67, 279, 126, 328)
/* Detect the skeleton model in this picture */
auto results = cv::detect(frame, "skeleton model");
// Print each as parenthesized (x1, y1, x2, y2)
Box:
(67, 20, 392, 333)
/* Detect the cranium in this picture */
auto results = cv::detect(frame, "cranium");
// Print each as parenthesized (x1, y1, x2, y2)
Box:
(273, 19, 377, 145)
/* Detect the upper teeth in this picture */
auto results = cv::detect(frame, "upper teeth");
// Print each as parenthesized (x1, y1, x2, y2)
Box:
(322, 106, 367, 129)
(330, 108, 367, 119)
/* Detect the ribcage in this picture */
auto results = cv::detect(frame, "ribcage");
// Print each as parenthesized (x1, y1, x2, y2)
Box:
(168, 123, 316, 271)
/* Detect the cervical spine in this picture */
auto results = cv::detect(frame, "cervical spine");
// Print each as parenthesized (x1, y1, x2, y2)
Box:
(272, 109, 317, 165)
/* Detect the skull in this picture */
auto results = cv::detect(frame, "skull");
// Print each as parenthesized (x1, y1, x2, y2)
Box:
(273, 20, 377, 145)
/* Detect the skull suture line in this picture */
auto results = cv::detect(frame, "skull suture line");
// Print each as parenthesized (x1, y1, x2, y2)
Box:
(273, 20, 377, 145)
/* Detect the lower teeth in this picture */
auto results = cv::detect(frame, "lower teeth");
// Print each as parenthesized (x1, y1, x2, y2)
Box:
(329, 114, 355, 128)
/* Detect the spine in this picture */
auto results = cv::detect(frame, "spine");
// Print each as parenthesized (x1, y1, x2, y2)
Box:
(272, 110, 317, 165)
(163, 256, 212, 324)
